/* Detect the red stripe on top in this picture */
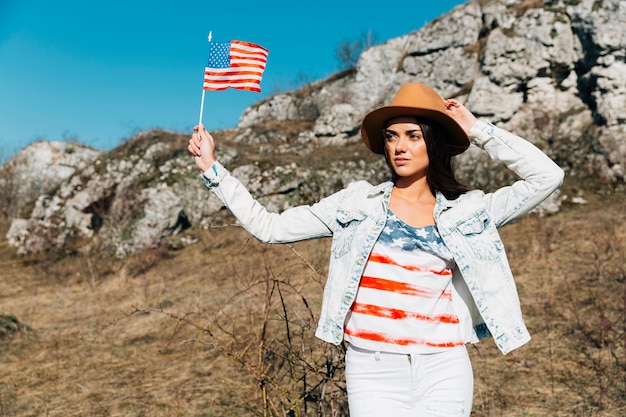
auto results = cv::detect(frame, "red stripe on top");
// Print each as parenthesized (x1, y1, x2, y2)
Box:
(369, 252, 452, 276)
(344, 327, 464, 348)
(351, 302, 459, 324)
(360, 276, 453, 301)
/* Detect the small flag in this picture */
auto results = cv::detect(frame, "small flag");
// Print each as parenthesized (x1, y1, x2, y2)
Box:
(203, 39, 269, 92)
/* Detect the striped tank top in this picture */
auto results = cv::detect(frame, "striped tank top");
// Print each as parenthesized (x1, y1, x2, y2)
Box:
(344, 210, 464, 353)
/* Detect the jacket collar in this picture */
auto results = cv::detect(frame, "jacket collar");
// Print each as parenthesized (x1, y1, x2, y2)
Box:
(368, 181, 394, 197)
(435, 190, 481, 218)
(435, 191, 460, 218)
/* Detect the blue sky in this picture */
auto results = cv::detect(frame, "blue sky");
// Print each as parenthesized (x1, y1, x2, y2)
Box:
(0, 0, 466, 162)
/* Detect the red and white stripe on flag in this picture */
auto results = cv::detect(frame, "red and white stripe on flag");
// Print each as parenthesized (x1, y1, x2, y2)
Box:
(203, 40, 269, 92)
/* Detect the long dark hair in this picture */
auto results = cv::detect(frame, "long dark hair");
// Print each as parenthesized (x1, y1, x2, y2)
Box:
(384, 117, 472, 200)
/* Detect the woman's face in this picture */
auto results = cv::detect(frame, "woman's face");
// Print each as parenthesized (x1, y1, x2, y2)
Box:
(384, 117, 429, 182)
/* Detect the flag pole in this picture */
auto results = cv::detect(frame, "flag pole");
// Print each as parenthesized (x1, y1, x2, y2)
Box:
(198, 31, 212, 126)
(198, 90, 206, 126)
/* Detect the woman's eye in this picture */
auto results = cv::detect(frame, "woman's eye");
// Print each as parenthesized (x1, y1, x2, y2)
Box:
(385, 134, 397, 142)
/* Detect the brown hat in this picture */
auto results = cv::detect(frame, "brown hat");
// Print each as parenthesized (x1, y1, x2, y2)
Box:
(361, 82, 470, 155)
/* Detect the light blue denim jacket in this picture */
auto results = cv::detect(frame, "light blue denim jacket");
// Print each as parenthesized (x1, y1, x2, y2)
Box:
(201, 120, 564, 355)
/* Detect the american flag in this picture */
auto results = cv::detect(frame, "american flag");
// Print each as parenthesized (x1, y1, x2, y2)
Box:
(203, 40, 269, 92)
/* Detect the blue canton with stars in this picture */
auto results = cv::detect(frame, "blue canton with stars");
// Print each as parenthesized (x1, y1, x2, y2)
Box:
(379, 211, 453, 261)
(207, 42, 231, 68)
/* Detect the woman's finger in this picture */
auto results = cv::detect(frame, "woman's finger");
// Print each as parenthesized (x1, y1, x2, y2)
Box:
(188, 135, 201, 156)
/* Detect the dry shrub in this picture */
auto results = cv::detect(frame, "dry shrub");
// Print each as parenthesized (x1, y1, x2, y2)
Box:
(135, 243, 349, 416)
(0, 314, 29, 339)
(105, 228, 346, 416)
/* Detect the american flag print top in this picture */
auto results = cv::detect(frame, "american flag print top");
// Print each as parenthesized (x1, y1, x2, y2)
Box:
(344, 210, 464, 353)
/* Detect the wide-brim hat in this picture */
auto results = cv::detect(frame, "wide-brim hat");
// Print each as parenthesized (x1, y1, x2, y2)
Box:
(361, 82, 470, 155)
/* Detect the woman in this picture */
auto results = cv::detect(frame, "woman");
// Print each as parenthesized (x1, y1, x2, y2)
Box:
(188, 82, 564, 416)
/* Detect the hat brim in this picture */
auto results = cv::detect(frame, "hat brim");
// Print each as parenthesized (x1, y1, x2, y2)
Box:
(361, 106, 470, 156)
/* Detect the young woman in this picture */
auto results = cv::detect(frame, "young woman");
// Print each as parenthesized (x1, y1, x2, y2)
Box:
(187, 82, 564, 417)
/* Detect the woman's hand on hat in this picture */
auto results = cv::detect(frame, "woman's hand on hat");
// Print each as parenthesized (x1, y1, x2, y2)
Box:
(445, 99, 477, 135)
(188, 125, 217, 172)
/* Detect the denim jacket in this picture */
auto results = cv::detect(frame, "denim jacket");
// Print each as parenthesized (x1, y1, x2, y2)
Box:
(201, 120, 564, 355)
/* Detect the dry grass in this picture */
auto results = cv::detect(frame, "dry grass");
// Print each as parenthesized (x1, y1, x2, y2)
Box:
(0, 225, 342, 416)
(469, 187, 626, 417)
(1, 180, 625, 416)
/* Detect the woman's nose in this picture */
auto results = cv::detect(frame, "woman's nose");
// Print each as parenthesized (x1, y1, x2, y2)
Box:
(393, 137, 408, 153)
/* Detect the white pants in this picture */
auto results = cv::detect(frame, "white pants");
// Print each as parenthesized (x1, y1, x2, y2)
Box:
(345, 344, 473, 417)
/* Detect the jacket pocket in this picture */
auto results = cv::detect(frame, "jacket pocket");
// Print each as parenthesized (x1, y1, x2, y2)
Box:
(456, 211, 502, 261)
(331, 209, 366, 258)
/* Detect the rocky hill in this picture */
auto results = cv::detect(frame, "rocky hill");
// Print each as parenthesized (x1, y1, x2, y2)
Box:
(1, 0, 625, 257)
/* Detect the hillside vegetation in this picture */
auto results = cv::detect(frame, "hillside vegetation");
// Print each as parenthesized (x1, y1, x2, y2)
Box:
(1, 177, 624, 416)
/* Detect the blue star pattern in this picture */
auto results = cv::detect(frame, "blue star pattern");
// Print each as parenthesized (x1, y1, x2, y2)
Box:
(379, 211, 453, 261)
(207, 42, 231, 68)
